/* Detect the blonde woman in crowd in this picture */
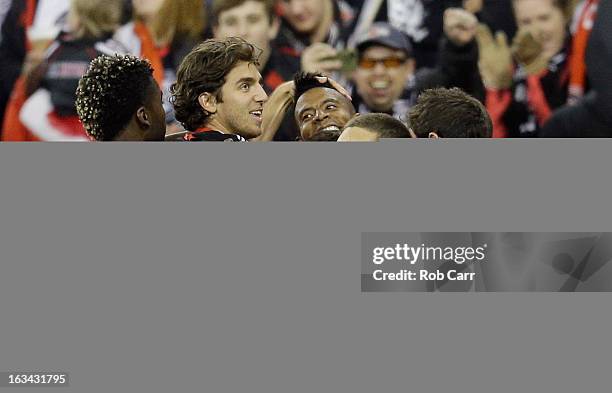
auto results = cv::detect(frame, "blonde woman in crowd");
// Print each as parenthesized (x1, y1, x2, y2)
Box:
(114, 0, 207, 133)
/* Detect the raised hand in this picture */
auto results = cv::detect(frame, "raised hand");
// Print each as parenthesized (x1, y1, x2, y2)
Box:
(444, 8, 479, 47)
(463, 0, 483, 14)
(476, 24, 513, 89)
(511, 28, 549, 75)
(301, 43, 342, 75)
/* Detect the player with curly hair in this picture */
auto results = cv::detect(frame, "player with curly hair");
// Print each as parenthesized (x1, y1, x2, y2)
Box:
(170, 37, 268, 141)
(75, 54, 166, 141)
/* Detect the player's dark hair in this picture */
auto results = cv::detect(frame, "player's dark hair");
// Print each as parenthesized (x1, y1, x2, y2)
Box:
(75, 54, 154, 140)
(407, 88, 492, 138)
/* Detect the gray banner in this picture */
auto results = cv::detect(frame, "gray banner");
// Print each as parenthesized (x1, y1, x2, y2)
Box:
(362, 232, 612, 291)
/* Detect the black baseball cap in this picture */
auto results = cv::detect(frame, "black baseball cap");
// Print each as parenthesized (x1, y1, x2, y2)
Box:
(355, 22, 413, 57)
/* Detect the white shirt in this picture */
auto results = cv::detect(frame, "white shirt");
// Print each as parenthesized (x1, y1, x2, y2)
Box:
(30, 0, 70, 38)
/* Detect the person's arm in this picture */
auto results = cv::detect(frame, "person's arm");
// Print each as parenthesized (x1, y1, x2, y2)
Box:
(300, 43, 342, 75)
(462, 0, 483, 14)
(415, 8, 484, 101)
(255, 81, 295, 142)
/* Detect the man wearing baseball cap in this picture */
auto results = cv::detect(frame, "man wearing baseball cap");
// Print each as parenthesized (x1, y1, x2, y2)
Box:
(350, 8, 484, 120)
(351, 22, 416, 119)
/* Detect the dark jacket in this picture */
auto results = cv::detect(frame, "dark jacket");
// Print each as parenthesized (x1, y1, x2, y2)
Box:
(540, 92, 611, 137)
(540, 0, 612, 137)
(477, 0, 516, 40)
(415, 38, 484, 102)
(0, 0, 32, 127)
(35, 33, 117, 116)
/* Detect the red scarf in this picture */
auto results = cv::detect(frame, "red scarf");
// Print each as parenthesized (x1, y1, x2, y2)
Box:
(22, 0, 37, 51)
(568, 0, 599, 104)
(133, 21, 164, 87)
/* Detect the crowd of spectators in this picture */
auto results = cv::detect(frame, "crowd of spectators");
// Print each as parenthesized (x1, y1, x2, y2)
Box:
(0, 0, 609, 141)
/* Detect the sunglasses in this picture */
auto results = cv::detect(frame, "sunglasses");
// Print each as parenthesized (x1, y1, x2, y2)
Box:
(358, 57, 407, 69)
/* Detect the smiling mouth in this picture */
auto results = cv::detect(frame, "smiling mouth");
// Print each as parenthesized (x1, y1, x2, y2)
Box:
(249, 109, 263, 122)
(310, 125, 342, 141)
(318, 125, 341, 133)
(370, 80, 391, 89)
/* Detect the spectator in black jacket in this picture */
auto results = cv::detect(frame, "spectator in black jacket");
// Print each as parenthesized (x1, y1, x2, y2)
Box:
(350, 9, 483, 120)
(479, 0, 570, 138)
(350, 22, 416, 119)
(540, 0, 612, 137)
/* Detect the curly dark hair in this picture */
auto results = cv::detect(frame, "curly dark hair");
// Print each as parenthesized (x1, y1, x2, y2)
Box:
(293, 72, 336, 102)
(170, 37, 260, 131)
(75, 54, 154, 141)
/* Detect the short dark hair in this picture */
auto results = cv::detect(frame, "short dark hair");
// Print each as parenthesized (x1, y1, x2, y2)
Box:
(75, 54, 154, 141)
(344, 113, 411, 138)
(171, 37, 260, 131)
(407, 88, 492, 138)
(293, 72, 336, 103)
(212, 0, 275, 26)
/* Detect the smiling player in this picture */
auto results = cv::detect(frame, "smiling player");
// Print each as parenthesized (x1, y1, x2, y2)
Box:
(170, 37, 268, 141)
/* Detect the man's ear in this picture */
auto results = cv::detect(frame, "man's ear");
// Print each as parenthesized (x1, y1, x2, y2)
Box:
(198, 92, 217, 114)
(135, 106, 150, 128)
(428, 131, 440, 139)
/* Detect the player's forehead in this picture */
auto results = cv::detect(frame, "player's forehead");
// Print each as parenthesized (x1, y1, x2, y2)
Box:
(296, 87, 344, 111)
(224, 61, 261, 84)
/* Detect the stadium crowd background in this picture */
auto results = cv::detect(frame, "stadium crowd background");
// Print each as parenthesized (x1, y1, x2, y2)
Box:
(0, 0, 610, 141)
